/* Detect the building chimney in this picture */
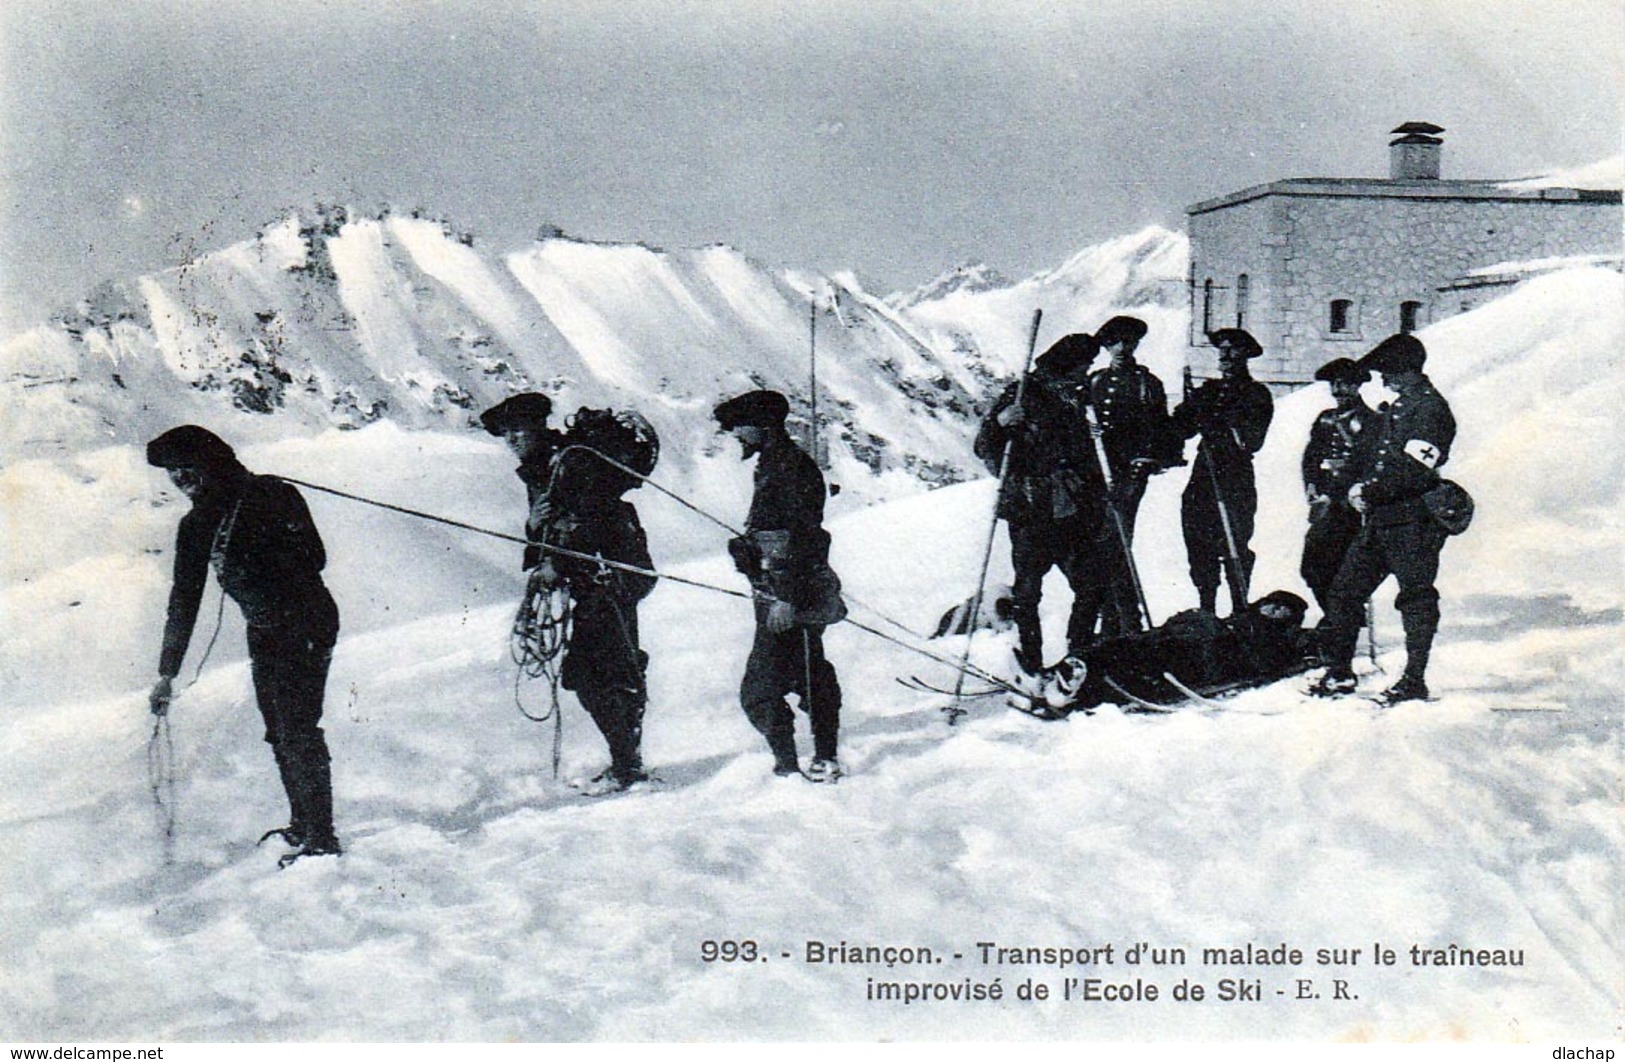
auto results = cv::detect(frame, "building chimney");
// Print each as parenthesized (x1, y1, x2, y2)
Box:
(1389, 122, 1445, 180)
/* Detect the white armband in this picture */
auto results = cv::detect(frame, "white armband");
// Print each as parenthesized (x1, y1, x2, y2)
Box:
(1404, 439, 1442, 469)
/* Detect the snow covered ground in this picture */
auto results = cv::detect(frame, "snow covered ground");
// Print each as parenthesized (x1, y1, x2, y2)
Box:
(1, 267, 1621, 1042)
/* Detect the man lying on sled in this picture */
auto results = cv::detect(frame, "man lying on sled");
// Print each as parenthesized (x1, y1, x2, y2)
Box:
(1016, 590, 1315, 718)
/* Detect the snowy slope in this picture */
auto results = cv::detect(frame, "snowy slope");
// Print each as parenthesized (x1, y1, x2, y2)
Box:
(2, 212, 1188, 531)
(0, 261, 1620, 1041)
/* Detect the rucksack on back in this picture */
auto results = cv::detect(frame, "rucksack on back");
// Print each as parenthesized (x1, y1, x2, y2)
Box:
(559, 407, 661, 498)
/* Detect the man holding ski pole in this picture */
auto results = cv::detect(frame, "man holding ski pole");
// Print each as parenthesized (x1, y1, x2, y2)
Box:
(973, 333, 1109, 678)
(1170, 329, 1274, 616)
(1086, 315, 1180, 635)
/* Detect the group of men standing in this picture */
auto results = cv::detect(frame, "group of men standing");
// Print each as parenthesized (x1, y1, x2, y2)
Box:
(974, 315, 1458, 713)
(141, 312, 1457, 865)
(478, 386, 848, 793)
(143, 385, 847, 864)
(974, 316, 1277, 678)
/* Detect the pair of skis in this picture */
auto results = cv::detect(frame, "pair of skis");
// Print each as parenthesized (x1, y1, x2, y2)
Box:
(903, 662, 1237, 717)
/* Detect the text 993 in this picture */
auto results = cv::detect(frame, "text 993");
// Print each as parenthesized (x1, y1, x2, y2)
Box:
(701, 940, 760, 962)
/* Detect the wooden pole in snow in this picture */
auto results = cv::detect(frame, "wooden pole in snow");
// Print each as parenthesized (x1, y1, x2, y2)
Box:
(809, 294, 822, 469)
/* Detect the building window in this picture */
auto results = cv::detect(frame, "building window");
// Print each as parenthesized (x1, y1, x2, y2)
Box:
(1329, 299, 1353, 334)
(1202, 279, 1214, 334)
(1235, 274, 1249, 328)
(1400, 301, 1422, 333)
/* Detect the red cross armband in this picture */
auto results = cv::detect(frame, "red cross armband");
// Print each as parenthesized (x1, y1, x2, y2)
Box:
(1404, 438, 1443, 469)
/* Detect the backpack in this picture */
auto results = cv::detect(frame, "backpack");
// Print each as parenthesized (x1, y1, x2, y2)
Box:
(558, 408, 661, 498)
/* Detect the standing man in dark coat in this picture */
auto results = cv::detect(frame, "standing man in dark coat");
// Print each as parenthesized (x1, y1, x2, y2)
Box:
(146, 426, 342, 867)
(1171, 328, 1275, 616)
(715, 389, 846, 783)
(1087, 315, 1179, 635)
(1311, 334, 1457, 704)
(1300, 358, 1373, 614)
(483, 394, 656, 794)
(974, 334, 1109, 675)
(480, 392, 567, 571)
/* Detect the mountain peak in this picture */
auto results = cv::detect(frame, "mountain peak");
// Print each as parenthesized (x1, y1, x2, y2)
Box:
(888, 262, 1013, 308)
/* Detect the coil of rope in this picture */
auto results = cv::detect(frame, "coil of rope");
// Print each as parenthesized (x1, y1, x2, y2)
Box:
(510, 572, 570, 775)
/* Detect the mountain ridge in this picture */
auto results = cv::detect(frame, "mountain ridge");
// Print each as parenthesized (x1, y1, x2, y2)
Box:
(2, 208, 1190, 507)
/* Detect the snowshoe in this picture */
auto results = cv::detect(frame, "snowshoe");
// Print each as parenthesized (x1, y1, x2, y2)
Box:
(1307, 671, 1358, 698)
(804, 758, 843, 784)
(277, 836, 342, 870)
(1376, 676, 1429, 706)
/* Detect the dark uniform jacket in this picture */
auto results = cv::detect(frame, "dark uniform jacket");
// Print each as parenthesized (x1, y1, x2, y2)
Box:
(1171, 375, 1274, 474)
(160, 471, 333, 678)
(1302, 403, 1371, 508)
(742, 434, 834, 612)
(975, 376, 1105, 526)
(548, 498, 657, 609)
(1086, 362, 1178, 480)
(1356, 375, 1456, 526)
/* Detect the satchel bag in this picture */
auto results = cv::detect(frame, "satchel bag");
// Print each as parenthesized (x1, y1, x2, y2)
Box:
(1423, 479, 1475, 536)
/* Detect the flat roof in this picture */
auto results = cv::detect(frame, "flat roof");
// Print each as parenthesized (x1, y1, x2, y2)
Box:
(1187, 178, 1622, 215)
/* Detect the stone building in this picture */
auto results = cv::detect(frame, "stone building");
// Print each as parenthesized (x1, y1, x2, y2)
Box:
(1184, 124, 1623, 389)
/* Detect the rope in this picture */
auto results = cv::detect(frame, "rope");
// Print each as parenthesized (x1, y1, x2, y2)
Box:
(146, 713, 176, 866)
(272, 474, 1027, 699)
(510, 579, 568, 774)
(276, 475, 756, 601)
(551, 445, 929, 641)
(551, 444, 741, 535)
(188, 591, 227, 688)
(146, 494, 240, 864)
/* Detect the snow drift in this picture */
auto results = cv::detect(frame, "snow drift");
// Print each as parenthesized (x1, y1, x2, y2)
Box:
(0, 229, 1619, 1040)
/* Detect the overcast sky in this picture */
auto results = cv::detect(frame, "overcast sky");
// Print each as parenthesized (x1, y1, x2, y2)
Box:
(1, 0, 1620, 334)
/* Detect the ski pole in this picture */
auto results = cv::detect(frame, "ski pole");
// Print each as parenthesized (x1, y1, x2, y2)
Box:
(810, 295, 822, 470)
(1201, 447, 1251, 612)
(948, 307, 1044, 724)
(1083, 400, 1153, 631)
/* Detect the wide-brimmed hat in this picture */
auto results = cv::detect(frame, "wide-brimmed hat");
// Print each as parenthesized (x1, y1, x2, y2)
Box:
(713, 389, 790, 430)
(1207, 328, 1263, 359)
(1034, 333, 1100, 377)
(1253, 589, 1308, 623)
(480, 392, 554, 434)
(146, 425, 238, 471)
(1095, 315, 1148, 347)
(1314, 357, 1366, 385)
(1360, 333, 1426, 374)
